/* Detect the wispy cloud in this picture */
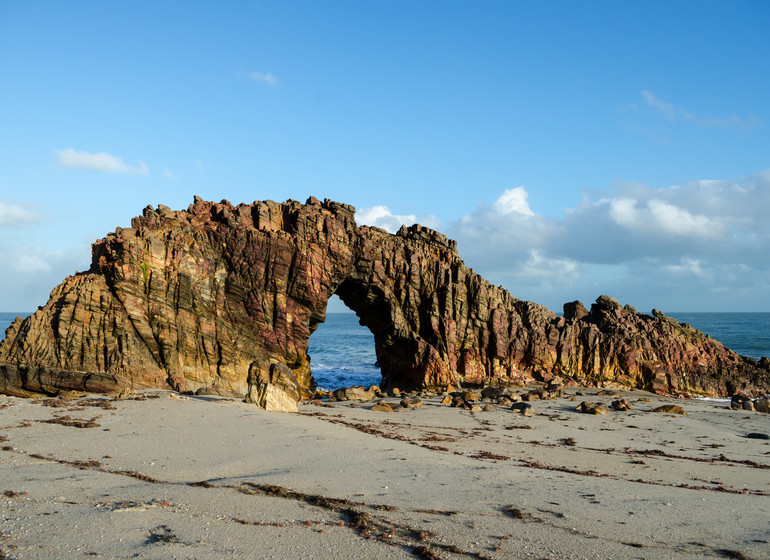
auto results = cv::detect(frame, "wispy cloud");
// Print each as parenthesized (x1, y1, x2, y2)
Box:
(239, 70, 278, 86)
(641, 90, 677, 121)
(0, 201, 38, 226)
(699, 114, 758, 129)
(56, 148, 149, 175)
(163, 168, 178, 180)
(639, 90, 755, 129)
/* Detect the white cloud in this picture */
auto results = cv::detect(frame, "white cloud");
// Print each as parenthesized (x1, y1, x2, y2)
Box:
(663, 258, 708, 279)
(56, 148, 149, 175)
(163, 168, 178, 180)
(639, 90, 755, 129)
(450, 187, 557, 261)
(444, 187, 572, 298)
(606, 197, 719, 239)
(0, 201, 37, 226)
(356, 205, 441, 233)
(490, 186, 534, 216)
(0, 242, 91, 310)
(607, 197, 637, 226)
(442, 172, 770, 311)
(647, 199, 715, 238)
(556, 174, 766, 265)
(13, 249, 52, 273)
(519, 250, 579, 280)
(240, 71, 278, 86)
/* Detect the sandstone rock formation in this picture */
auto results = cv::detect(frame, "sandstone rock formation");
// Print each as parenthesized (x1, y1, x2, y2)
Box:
(1, 197, 769, 405)
(244, 362, 302, 413)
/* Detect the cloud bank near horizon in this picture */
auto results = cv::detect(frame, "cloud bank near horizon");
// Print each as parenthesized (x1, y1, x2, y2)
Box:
(357, 171, 770, 311)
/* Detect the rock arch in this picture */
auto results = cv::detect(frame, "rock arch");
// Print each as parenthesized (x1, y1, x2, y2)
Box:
(1, 197, 768, 401)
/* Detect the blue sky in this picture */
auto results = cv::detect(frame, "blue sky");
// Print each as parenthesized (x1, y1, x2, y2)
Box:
(1, 0, 769, 313)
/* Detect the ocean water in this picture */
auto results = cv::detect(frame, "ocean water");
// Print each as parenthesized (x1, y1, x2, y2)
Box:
(0, 313, 27, 334)
(308, 313, 380, 390)
(667, 312, 770, 361)
(2, 311, 768, 390)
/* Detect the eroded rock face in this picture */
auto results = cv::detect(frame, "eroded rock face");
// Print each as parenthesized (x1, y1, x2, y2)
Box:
(1, 196, 769, 405)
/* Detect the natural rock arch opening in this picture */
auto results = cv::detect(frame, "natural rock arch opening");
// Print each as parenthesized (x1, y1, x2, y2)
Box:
(333, 277, 404, 390)
(306, 295, 379, 391)
(332, 272, 445, 392)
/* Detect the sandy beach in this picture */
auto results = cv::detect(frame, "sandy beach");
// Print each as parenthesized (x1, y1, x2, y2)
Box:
(1, 386, 768, 560)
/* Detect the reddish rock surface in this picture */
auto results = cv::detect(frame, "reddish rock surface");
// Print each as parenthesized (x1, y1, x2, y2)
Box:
(1, 197, 768, 402)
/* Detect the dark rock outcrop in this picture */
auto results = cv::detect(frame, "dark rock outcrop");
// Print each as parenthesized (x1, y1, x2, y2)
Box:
(1, 197, 769, 405)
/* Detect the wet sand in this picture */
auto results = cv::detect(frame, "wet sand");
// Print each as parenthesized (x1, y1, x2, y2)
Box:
(1, 386, 768, 559)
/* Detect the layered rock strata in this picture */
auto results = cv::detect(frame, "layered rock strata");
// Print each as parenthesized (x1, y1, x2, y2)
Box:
(1, 197, 768, 404)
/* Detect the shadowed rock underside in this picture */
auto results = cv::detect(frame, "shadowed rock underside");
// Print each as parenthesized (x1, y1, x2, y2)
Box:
(1, 197, 768, 402)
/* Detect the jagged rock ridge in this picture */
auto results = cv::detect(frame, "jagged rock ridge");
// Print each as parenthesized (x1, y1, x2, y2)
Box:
(1, 197, 768, 402)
